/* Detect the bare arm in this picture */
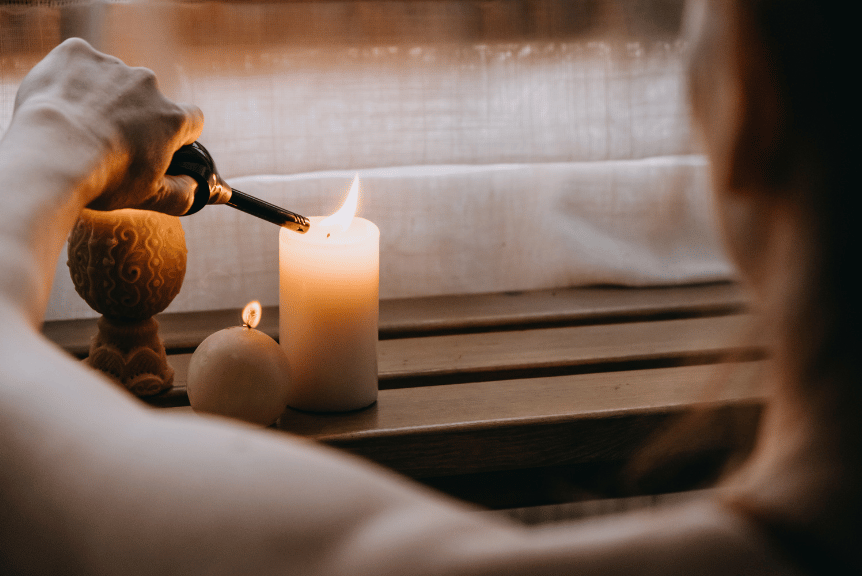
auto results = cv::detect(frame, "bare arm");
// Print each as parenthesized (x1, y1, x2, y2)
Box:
(0, 39, 792, 575)
(0, 310, 793, 574)
(1, 38, 202, 326)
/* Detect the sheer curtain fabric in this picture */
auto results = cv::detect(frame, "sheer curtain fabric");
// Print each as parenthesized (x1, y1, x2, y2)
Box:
(0, 0, 733, 321)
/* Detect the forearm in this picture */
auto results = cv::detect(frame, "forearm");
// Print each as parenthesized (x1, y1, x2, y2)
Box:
(0, 104, 104, 326)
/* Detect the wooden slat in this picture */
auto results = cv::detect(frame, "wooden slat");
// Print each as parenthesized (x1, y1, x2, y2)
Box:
(376, 313, 761, 383)
(42, 282, 746, 358)
(379, 282, 746, 336)
(164, 362, 766, 477)
(283, 362, 765, 439)
(501, 489, 716, 525)
(312, 405, 761, 477)
(153, 312, 762, 401)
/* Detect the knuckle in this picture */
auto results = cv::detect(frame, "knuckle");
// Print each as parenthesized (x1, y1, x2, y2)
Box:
(130, 66, 158, 88)
(60, 37, 90, 54)
(58, 38, 102, 64)
(189, 105, 205, 126)
(166, 101, 204, 135)
(101, 53, 125, 68)
(162, 104, 187, 132)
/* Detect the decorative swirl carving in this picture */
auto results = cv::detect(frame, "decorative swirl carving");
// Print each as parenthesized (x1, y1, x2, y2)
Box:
(68, 209, 187, 322)
(68, 209, 186, 397)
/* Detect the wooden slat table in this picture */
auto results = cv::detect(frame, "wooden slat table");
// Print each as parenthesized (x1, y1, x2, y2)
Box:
(44, 282, 766, 509)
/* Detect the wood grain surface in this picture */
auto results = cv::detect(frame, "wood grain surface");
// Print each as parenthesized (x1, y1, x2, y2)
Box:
(280, 362, 765, 477)
(280, 362, 766, 439)
(156, 310, 764, 396)
(43, 282, 747, 358)
(377, 313, 762, 383)
(49, 283, 765, 505)
(378, 282, 747, 336)
(163, 362, 765, 478)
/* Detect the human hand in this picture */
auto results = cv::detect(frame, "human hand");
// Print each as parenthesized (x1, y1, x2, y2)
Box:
(12, 38, 204, 215)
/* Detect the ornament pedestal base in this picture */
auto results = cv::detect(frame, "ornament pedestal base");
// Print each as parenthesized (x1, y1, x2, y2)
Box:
(87, 316, 174, 397)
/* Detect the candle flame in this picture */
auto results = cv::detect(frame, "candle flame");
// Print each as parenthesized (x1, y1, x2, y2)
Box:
(320, 174, 359, 233)
(242, 300, 262, 328)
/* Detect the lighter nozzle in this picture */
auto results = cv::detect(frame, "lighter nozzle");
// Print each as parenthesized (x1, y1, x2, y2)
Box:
(228, 188, 310, 233)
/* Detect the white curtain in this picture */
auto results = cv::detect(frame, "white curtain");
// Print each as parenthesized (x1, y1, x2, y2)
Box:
(0, 0, 733, 321)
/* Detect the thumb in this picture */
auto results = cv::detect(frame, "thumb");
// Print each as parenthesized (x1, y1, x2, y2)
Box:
(135, 174, 199, 216)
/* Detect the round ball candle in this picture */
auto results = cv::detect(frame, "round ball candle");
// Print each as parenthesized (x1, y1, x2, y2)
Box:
(187, 301, 291, 426)
(279, 176, 379, 412)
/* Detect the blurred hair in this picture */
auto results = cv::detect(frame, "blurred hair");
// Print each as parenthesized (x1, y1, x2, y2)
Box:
(744, 1, 862, 416)
(628, 0, 860, 494)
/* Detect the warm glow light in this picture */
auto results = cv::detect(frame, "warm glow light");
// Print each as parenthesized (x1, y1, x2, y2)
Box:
(242, 300, 262, 328)
(319, 174, 359, 232)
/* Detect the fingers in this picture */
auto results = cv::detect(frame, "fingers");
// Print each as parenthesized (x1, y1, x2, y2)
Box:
(85, 173, 197, 215)
(139, 174, 199, 216)
(146, 103, 203, 215)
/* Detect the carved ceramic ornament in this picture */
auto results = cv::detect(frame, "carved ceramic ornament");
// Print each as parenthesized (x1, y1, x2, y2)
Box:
(68, 208, 187, 396)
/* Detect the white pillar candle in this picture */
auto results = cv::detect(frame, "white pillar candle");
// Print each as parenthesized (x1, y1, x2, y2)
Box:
(279, 177, 379, 412)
